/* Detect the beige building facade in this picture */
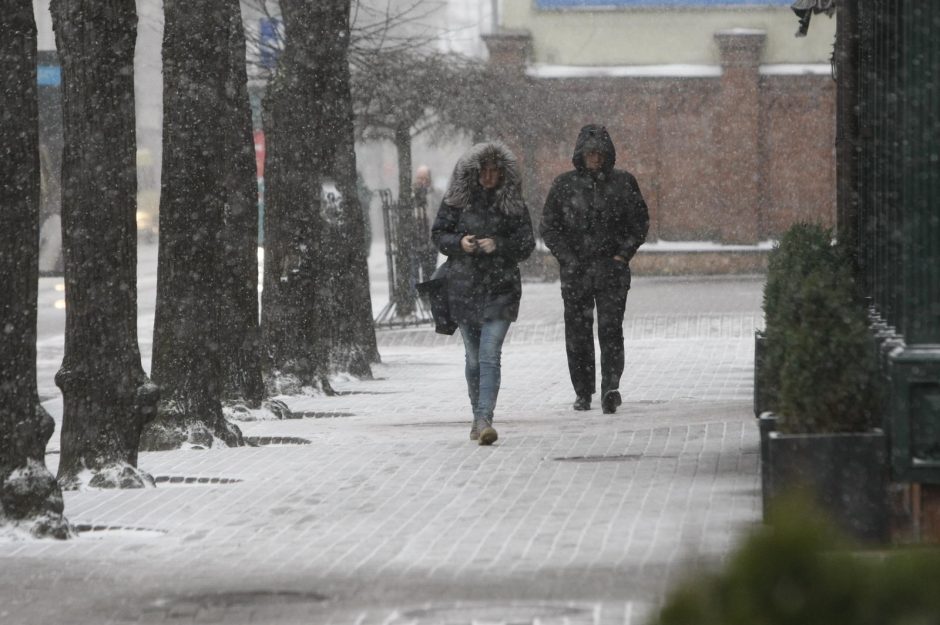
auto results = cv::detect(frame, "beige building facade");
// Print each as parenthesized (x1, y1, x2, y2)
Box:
(500, 0, 836, 66)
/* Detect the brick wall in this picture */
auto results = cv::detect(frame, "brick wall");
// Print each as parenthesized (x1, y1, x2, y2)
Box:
(485, 32, 836, 245)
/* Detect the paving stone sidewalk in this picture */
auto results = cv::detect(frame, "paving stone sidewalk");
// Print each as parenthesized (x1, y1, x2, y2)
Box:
(1, 275, 765, 625)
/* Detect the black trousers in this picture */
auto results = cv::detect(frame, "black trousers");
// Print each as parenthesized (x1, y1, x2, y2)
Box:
(561, 278, 629, 398)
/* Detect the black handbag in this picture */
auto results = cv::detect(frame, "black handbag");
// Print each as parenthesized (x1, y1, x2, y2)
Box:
(416, 259, 457, 335)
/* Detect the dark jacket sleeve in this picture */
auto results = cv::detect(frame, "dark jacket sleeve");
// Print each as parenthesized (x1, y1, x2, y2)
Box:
(493, 207, 535, 263)
(618, 175, 650, 261)
(431, 200, 466, 256)
(540, 177, 577, 266)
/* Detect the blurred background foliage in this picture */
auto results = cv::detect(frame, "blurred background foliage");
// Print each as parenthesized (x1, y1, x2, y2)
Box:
(649, 493, 940, 625)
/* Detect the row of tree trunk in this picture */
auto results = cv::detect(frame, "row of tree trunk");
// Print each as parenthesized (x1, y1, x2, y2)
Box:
(0, 0, 376, 535)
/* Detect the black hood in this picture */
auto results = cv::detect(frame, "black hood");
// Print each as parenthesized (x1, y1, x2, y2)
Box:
(572, 124, 616, 173)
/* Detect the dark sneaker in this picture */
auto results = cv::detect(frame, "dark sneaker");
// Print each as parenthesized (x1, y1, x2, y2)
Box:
(573, 395, 591, 411)
(469, 420, 481, 441)
(602, 390, 622, 414)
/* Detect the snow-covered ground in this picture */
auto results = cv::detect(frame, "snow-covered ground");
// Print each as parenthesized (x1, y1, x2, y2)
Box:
(16, 236, 766, 625)
(35, 237, 765, 406)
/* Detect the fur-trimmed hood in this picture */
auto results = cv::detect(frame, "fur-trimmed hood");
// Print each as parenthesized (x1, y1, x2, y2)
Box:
(442, 141, 526, 217)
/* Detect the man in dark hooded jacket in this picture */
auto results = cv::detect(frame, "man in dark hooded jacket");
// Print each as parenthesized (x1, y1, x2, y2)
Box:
(540, 124, 650, 414)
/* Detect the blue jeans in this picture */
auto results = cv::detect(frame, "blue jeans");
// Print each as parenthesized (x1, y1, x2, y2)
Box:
(459, 319, 511, 421)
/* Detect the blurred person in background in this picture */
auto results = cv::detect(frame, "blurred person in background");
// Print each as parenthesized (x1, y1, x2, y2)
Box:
(413, 164, 440, 281)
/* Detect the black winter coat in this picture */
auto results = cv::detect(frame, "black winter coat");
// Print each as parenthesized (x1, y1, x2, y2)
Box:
(432, 143, 535, 325)
(541, 124, 650, 291)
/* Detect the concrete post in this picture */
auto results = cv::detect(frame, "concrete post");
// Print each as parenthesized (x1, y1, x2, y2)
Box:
(482, 31, 532, 76)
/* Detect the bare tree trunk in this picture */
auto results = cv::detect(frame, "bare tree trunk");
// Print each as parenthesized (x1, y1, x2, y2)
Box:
(261, 0, 379, 382)
(50, 0, 158, 489)
(141, 0, 245, 450)
(392, 124, 417, 317)
(260, 0, 332, 394)
(219, 1, 264, 408)
(324, 0, 379, 373)
(0, 3, 71, 538)
(396, 124, 415, 212)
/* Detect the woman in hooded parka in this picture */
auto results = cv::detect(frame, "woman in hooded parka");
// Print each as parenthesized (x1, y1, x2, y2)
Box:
(431, 142, 535, 445)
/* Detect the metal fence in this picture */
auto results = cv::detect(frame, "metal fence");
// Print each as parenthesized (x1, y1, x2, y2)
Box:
(374, 189, 436, 328)
(853, 1, 940, 483)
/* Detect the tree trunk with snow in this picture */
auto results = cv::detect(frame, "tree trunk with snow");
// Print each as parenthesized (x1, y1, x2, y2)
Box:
(141, 0, 247, 450)
(263, 0, 380, 390)
(218, 0, 265, 409)
(321, 0, 379, 374)
(0, 3, 71, 538)
(392, 123, 417, 317)
(50, 0, 158, 489)
(262, 0, 379, 384)
(260, 0, 331, 394)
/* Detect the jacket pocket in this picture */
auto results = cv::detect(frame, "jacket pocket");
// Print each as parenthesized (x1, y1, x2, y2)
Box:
(604, 257, 631, 291)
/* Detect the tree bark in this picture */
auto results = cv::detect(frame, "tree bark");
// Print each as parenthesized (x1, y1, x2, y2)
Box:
(260, 0, 332, 394)
(141, 0, 247, 450)
(323, 0, 379, 373)
(0, 2, 71, 537)
(262, 0, 379, 386)
(219, 0, 265, 408)
(392, 123, 417, 317)
(50, 0, 158, 489)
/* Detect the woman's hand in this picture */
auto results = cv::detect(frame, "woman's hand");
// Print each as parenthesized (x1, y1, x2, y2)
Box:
(476, 238, 496, 254)
(461, 235, 478, 253)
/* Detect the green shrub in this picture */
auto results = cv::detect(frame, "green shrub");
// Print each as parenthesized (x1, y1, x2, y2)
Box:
(763, 223, 837, 322)
(776, 263, 881, 434)
(761, 223, 840, 413)
(649, 495, 940, 625)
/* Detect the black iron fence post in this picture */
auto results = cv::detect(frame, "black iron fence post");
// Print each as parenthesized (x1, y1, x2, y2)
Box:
(853, 1, 940, 514)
